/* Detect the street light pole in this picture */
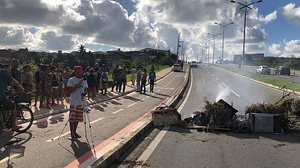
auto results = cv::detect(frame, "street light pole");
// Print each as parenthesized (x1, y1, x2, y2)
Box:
(230, 0, 262, 68)
(215, 22, 234, 63)
(208, 33, 222, 64)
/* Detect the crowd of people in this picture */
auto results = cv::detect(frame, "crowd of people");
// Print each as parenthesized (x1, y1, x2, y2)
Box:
(0, 59, 157, 109)
(0, 59, 157, 134)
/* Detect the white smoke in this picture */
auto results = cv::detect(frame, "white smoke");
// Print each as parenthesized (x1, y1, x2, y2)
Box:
(215, 86, 231, 102)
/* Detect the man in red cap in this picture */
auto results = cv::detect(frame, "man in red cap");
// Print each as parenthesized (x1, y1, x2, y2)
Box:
(67, 66, 88, 141)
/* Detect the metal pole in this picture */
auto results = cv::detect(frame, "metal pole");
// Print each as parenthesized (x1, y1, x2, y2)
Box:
(176, 33, 180, 60)
(213, 37, 215, 64)
(242, 8, 247, 66)
(222, 28, 225, 62)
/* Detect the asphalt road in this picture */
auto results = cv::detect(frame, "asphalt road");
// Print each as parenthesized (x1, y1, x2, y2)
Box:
(117, 64, 300, 168)
(0, 69, 186, 168)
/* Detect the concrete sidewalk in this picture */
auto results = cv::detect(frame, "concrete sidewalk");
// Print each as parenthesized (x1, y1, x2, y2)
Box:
(30, 67, 172, 120)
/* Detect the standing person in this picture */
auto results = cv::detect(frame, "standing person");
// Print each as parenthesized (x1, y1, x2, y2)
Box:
(11, 59, 22, 86)
(111, 65, 119, 92)
(57, 63, 64, 100)
(39, 65, 51, 109)
(119, 65, 127, 93)
(140, 68, 147, 94)
(21, 65, 33, 92)
(67, 66, 88, 141)
(87, 68, 97, 100)
(136, 67, 141, 92)
(63, 67, 71, 98)
(148, 68, 156, 93)
(130, 66, 136, 85)
(0, 68, 25, 131)
(101, 68, 109, 95)
(50, 66, 59, 106)
(94, 67, 100, 95)
(34, 65, 41, 106)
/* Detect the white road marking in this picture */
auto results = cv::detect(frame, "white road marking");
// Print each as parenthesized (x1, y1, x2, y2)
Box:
(146, 96, 150, 99)
(136, 126, 170, 167)
(137, 70, 193, 165)
(127, 102, 137, 108)
(177, 70, 193, 113)
(230, 90, 240, 97)
(0, 153, 21, 164)
(221, 82, 226, 87)
(112, 108, 124, 114)
(216, 77, 219, 81)
(141, 98, 145, 101)
(90, 117, 105, 124)
(46, 131, 70, 142)
(46, 117, 105, 142)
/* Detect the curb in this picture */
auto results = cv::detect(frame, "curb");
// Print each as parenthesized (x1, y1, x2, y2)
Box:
(213, 65, 300, 96)
(92, 66, 191, 168)
(33, 69, 172, 121)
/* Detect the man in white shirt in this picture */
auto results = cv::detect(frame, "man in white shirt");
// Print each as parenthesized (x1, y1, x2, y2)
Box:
(67, 66, 88, 141)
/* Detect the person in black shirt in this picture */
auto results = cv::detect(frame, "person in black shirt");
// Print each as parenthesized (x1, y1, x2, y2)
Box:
(87, 68, 97, 100)
(11, 59, 21, 84)
(111, 65, 119, 92)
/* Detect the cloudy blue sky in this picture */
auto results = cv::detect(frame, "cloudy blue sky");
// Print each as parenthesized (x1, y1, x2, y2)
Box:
(1, 0, 300, 61)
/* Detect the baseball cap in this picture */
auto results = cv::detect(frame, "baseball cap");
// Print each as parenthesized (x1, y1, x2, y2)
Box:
(74, 66, 83, 74)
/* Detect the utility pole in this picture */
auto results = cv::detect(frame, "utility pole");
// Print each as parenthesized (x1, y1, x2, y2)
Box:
(208, 32, 222, 64)
(215, 22, 234, 63)
(231, 0, 262, 68)
(176, 33, 180, 60)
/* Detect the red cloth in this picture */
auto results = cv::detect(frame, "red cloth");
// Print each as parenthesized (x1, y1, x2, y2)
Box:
(88, 86, 96, 93)
(69, 105, 84, 122)
(73, 66, 83, 74)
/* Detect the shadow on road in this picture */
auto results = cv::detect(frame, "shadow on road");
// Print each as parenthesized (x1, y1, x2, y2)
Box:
(70, 140, 96, 164)
(93, 105, 105, 112)
(49, 114, 65, 125)
(0, 132, 33, 168)
(122, 96, 142, 102)
(110, 100, 122, 105)
(143, 93, 164, 100)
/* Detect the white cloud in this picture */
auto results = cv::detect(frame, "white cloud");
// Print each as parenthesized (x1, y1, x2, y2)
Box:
(268, 40, 300, 58)
(283, 3, 300, 26)
(268, 43, 282, 56)
(259, 10, 277, 24)
(0, 0, 280, 60)
(41, 31, 76, 51)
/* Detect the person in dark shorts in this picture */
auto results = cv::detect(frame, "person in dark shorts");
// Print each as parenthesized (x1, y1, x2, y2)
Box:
(148, 68, 156, 92)
(140, 68, 147, 94)
(111, 65, 119, 92)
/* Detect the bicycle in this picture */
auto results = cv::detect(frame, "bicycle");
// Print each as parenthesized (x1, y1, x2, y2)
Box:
(0, 91, 34, 134)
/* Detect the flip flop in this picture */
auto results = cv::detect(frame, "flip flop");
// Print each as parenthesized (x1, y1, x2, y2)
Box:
(75, 133, 81, 138)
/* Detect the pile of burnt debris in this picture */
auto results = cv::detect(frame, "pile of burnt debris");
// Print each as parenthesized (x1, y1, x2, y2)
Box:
(152, 95, 300, 133)
(183, 99, 241, 132)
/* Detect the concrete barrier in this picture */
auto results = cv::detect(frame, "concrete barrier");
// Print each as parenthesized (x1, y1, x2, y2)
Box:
(90, 66, 191, 168)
